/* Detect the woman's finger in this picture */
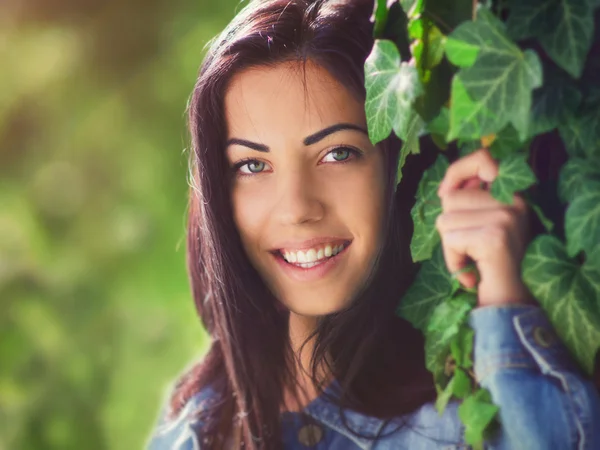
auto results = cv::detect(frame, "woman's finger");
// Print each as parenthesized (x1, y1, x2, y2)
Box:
(436, 209, 518, 235)
(440, 225, 513, 289)
(438, 149, 499, 197)
(440, 188, 505, 213)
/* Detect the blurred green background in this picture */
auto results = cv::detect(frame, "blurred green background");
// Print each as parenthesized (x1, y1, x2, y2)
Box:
(0, 0, 240, 448)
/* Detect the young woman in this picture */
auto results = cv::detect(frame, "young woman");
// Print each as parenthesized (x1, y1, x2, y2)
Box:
(147, 0, 600, 448)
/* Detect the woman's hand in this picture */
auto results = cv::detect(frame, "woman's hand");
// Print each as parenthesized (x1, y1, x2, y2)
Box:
(436, 148, 538, 308)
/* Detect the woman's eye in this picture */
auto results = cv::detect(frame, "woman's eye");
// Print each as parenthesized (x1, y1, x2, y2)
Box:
(322, 147, 354, 163)
(236, 160, 269, 175)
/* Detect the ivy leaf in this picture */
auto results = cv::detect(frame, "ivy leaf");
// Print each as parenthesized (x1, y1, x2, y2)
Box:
(522, 235, 600, 374)
(413, 58, 454, 123)
(427, 293, 476, 343)
(427, 107, 450, 149)
(379, 1, 412, 61)
(579, 108, 600, 160)
(445, 18, 542, 141)
(412, 22, 447, 72)
(452, 367, 472, 399)
(560, 91, 600, 160)
(458, 388, 499, 446)
(371, 0, 389, 37)
(425, 330, 452, 385)
(529, 62, 582, 136)
(396, 112, 424, 185)
(409, 155, 449, 261)
(459, 140, 482, 157)
(565, 181, 600, 259)
(425, 0, 473, 32)
(559, 115, 588, 158)
(506, 0, 595, 79)
(428, 107, 450, 136)
(400, 0, 423, 17)
(396, 146, 411, 187)
(365, 40, 424, 145)
(435, 366, 473, 415)
(444, 36, 479, 68)
(397, 245, 454, 331)
(435, 375, 455, 415)
(558, 157, 600, 203)
(450, 323, 475, 369)
(490, 153, 537, 204)
(488, 125, 527, 159)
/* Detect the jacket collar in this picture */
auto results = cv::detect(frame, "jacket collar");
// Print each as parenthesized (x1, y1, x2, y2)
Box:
(302, 379, 390, 450)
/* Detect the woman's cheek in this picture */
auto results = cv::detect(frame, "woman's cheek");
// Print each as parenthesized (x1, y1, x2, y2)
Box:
(231, 181, 270, 255)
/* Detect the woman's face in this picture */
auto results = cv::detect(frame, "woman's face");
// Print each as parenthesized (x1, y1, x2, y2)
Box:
(224, 60, 387, 316)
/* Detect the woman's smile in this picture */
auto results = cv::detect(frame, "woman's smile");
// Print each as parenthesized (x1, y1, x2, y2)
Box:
(270, 239, 352, 282)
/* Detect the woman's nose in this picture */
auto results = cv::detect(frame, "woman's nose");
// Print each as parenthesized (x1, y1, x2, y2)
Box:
(272, 168, 325, 226)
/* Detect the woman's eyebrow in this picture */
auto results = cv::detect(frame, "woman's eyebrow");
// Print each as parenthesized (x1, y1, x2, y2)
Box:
(303, 123, 368, 145)
(225, 123, 368, 152)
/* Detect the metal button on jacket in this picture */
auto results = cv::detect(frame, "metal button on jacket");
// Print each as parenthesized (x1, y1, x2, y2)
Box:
(533, 326, 556, 348)
(297, 423, 324, 446)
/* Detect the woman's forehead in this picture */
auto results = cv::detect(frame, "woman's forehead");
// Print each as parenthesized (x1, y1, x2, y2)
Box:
(223, 61, 367, 140)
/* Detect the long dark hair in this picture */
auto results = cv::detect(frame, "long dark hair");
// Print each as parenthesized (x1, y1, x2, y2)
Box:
(170, 0, 440, 448)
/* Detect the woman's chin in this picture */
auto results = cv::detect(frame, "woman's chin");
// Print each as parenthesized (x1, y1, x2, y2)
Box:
(283, 296, 351, 318)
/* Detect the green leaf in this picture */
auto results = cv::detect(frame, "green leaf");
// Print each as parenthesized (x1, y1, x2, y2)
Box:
(427, 293, 476, 343)
(522, 235, 600, 374)
(450, 323, 475, 369)
(565, 181, 600, 259)
(488, 125, 527, 159)
(559, 115, 588, 158)
(506, 0, 595, 79)
(412, 22, 447, 71)
(413, 58, 454, 123)
(397, 245, 454, 330)
(558, 157, 600, 203)
(490, 153, 537, 204)
(425, 330, 452, 384)
(459, 326, 474, 369)
(452, 367, 472, 399)
(445, 36, 479, 67)
(458, 388, 499, 446)
(580, 108, 600, 160)
(365, 40, 424, 145)
(446, 18, 542, 141)
(428, 107, 450, 136)
(559, 93, 600, 160)
(529, 62, 582, 136)
(459, 140, 482, 157)
(380, 2, 412, 60)
(427, 107, 450, 149)
(372, 0, 389, 37)
(409, 155, 449, 261)
(424, 0, 473, 32)
(400, 0, 424, 17)
(435, 376, 455, 415)
(396, 111, 424, 187)
(447, 77, 499, 143)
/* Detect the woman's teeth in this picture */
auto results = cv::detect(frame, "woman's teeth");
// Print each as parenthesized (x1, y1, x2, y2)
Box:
(282, 243, 346, 266)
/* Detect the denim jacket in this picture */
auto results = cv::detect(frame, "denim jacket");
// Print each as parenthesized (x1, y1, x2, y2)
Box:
(147, 305, 600, 449)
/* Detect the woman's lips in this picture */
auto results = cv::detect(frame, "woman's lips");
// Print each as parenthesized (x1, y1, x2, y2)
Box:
(271, 242, 351, 282)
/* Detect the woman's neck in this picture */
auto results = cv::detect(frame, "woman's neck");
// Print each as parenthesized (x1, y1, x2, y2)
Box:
(281, 312, 330, 413)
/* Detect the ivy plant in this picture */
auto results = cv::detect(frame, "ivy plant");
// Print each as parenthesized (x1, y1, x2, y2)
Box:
(365, 0, 600, 448)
